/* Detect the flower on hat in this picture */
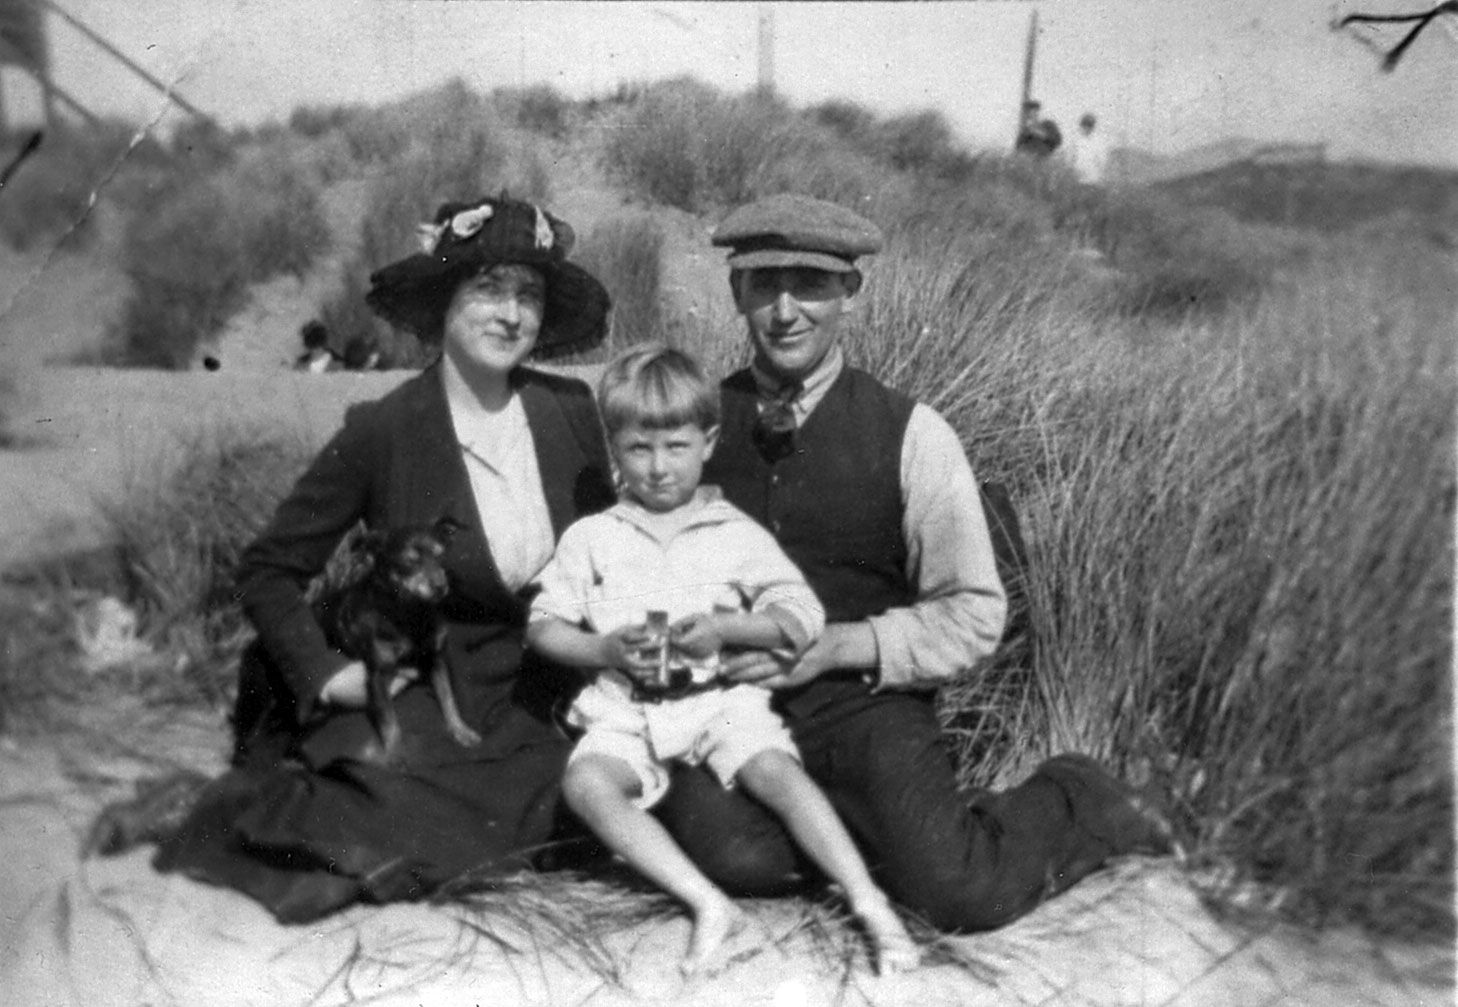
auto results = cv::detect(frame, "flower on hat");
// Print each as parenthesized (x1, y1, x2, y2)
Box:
(534, 206, 554, 251)
(414, 221, 448, 255)
(449, 203, 494, 239)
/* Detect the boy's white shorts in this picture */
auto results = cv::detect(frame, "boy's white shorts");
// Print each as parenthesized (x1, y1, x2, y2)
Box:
(567, 680, 800, 809)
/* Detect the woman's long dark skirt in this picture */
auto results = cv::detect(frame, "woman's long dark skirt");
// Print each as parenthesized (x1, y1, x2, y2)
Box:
(154, 672, 573, 924)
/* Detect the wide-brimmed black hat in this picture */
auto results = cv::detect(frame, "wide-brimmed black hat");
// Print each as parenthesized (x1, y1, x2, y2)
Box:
(366, 196, 611, 354)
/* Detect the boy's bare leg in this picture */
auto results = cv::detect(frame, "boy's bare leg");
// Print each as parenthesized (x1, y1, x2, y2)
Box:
(563, 753, 745, 973)
(735, 750, 921, 973)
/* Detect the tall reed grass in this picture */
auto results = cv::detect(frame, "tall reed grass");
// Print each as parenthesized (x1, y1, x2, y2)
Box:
(0, 426, 315, 732)
(98, 426, 315, 695)
(571, 212, 673, 357)
(841, 207, 1454, 936)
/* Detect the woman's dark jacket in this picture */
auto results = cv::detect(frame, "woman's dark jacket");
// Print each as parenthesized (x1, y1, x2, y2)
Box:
(154, 365, 614, 923)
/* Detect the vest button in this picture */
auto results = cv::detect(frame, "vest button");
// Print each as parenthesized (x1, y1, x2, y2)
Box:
(770, 473, 779, 485)
(771, 520, 782, 533)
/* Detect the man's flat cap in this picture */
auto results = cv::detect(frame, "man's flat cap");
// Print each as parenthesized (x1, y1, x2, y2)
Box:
(712, 194, 883, 273)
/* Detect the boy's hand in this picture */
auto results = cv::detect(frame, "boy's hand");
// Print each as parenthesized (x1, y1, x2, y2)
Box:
(599, 625, 660, 681)
(669, 614, 723, 660)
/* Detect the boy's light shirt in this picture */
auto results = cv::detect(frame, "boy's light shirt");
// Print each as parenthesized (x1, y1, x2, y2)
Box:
(531, 485, 824, 683)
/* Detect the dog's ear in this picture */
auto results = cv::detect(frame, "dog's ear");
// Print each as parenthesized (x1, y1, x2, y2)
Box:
(351, 529, 386, 570)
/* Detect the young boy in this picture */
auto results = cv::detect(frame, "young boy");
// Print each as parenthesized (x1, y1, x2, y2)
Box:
(527, 345, 919, 975)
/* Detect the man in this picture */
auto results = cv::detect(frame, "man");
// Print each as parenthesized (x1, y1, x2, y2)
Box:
(1067, 112, 1112, 185)
(1015, 100, 1062, 159)
(655, 193, 1172, 932)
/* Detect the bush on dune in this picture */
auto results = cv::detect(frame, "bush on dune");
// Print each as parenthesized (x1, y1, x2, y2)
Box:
(495, 83, 574, 138)
(114, 147, 331, 368)
(605, 79, 886, 213)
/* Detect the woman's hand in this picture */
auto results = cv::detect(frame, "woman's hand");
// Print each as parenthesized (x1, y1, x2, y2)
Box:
(670, 613, 723, 660)
(720, 623, 878, 691)
(318, 661, 419, 709)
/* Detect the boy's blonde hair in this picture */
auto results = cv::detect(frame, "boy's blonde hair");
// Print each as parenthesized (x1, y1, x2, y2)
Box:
(597, 345, 720, 434)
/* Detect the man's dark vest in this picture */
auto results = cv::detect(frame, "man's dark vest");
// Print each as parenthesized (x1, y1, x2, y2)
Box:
(705, 366, 916, 720)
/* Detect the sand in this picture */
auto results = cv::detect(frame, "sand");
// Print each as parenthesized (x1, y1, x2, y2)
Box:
(1, 704, 1449, 1006)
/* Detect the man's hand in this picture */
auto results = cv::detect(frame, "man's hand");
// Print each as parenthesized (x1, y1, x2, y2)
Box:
(669, 613, 723, 660)
(720, 623, 878, 690)
(319, 660, 418, 709)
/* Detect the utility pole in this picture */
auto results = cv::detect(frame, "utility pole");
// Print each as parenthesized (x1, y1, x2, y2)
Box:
(757, 3, 775, 94)
(1019, 7, 1037, 113)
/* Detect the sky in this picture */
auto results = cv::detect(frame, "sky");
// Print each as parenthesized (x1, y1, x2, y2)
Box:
(4, 0, 1455, 167)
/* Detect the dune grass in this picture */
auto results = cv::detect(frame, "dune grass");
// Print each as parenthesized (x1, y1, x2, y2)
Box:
(844, 212, 1454, 936)
(570, 212, 674, 357)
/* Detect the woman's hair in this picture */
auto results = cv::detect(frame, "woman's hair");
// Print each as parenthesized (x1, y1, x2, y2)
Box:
(597, 345, 720, 434)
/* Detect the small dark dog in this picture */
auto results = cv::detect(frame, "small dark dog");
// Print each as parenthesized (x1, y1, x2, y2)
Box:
(316, 516, 481, 763)
(81, 519, 475, 859)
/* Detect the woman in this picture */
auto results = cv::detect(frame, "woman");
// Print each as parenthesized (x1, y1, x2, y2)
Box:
(154, 196, 616, 923)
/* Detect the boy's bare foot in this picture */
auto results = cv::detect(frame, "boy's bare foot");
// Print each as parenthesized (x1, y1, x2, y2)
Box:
(855, 895, 920, 974)
(682, 895, 746, 975)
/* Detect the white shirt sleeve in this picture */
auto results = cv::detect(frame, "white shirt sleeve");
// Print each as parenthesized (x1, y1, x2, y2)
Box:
(529, 519, 595, 627)
(730, 518, 827, 652)
(865, 403, 1007, 689)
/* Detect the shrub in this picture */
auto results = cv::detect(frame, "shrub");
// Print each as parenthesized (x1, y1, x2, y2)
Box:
(288, 102, 365, 139)
(873, 109, 960, 173)
(601, 79, 783, 211)
(804, 98, 879, 149)
(114, 146, 331, 368)
(169, 117, 238, 173)
(497, 84, 573, 138)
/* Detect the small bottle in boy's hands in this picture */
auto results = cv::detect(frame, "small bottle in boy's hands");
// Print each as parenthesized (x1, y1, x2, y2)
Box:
(644, 610, 672, 687)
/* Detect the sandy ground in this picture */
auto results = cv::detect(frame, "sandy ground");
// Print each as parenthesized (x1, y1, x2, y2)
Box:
(0, 167, 1451, 1007)
(1, 706, 1450, 1007)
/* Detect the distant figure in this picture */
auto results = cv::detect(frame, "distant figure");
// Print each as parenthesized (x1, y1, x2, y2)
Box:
(294, 320, 340, 373)
(1066, 112, 1111, 184)
(341, 335, 382, 371)
(1014, 100, 1062, 159)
